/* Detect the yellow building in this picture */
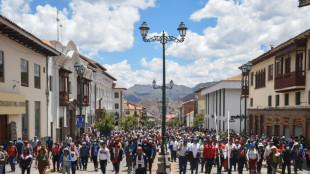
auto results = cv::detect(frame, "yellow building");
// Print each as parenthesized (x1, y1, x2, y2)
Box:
(124, 101, 146, 127)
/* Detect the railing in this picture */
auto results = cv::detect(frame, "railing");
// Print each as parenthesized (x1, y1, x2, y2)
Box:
(274, 71, 305, 90)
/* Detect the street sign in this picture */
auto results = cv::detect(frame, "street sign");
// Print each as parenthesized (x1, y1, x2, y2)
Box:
(229, 119, 235, 122)
(299, 0, 310, 7)
(76, 115, 85, 128)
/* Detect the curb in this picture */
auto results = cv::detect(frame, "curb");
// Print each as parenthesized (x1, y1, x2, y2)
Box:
(262, 163, 288, 174)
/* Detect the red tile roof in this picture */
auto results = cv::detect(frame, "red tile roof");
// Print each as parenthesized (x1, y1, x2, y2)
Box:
(113, 83, 127, 90)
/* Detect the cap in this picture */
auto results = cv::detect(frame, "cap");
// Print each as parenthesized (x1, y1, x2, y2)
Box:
(271, 146, 277, 150)
(184, 138, 188, 142)
(193, 138, 198, 141)
(250, 144, 255, 147)
(55, 142, 60, 146)
(9, 141, 13, 144)
(63, 148, 69, 151)
(24, 140, 28, 143)
(269, 141, 274, 143)
(82, 142, 86, 145)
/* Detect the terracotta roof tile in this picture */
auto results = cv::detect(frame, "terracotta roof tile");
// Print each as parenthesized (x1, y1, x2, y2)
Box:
(223, 74, 242, 81)
(113, 83, 127, 90)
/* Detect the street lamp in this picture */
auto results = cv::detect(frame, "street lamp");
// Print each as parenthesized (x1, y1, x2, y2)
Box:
(74, 62, 85, 136)
(140, 21, 187, 155)
(240, 61, 252, 136)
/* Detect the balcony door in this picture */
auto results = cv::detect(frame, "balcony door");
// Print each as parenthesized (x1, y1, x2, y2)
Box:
(296, 53, 303, 75)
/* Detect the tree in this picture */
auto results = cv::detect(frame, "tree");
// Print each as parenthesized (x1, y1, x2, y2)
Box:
(94, 110, 115, 131)
(119, 115, 137, 130)
(194, 114, 204, 128)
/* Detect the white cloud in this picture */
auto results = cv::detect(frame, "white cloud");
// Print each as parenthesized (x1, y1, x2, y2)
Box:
(0, 0, 156, 53)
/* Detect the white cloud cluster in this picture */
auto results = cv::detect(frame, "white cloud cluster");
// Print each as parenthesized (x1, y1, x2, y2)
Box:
(0, 0, 156, 53)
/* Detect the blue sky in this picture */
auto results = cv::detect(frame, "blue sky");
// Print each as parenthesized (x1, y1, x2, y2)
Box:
(1, 0, 310, 87)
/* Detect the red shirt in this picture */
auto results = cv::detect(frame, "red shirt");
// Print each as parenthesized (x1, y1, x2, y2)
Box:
(240, 147, 245, 158)
(203, 144, 216, 159)
(51, 147, 60, 155)
(7, 146, 17, 157)
(114, 148, 119, 163)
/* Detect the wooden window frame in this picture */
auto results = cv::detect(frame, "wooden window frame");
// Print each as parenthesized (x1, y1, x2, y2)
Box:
(34, 64, 40, 89)
(275, 95, 280, 107)
(285, 58, 291, 74)
(285, 93, 289, 106)
(268, 64, 273, 81)
(268, 96, 272, 107)
(295, 92, 301, 106)
(251, 72, 254, 86)
(0, 51, 4, 82)
(21, 59, 29, 87)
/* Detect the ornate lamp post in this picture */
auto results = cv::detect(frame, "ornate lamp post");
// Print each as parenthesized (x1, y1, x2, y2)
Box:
(240, 61, 252, 136)
(74, 62, 85, 136)
(140, 21, 187, 155)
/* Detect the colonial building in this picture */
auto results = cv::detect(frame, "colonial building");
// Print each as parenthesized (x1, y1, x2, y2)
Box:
(0, 15, 59, 143)
(201, 74, 245, 133)
(124, 101, 147, 127)
(247, 29, 310, 143)
(194, 88, 206, 126)
(179, 100, 194, 126)
(112, 83, 127, 121)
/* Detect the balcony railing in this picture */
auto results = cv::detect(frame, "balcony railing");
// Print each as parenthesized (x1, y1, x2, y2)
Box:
(59, 91, 69, 106)
(77, 95, 89, 106)
(274, 71, 305, 90)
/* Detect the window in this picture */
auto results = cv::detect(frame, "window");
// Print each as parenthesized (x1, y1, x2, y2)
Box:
(268, 64, 273, 81)
(115, 103, 119, 109)
(251, 72, 254, 86)
(285, 93, 289, 106)
(255, 69, 266, 88)
(0, 51, 3, 82)
(115, 92, 119, 98)
(49, 76, 53, 91)
(35, 101, 40, 137)
(296, 53, 303, 72)
(308, 90, 310, 105)
(276, 95, 280, 106)
(296, 92, 301, 105)
(21, 59, 29, 87)
(250, 98, 253, 107)
(285, 58, 291, 74)
(268, 96, 272, 107)
(34, 64, 40, 89)
(276, 59, 282, 77)
(22, 101, 28, 139)
(126, 111, 130, 115)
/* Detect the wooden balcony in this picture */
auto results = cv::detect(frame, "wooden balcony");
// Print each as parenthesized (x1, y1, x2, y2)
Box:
(59, 91, 69, 106)
(77, 95, 89, 106)
(274, 71, 306, 92)
(241, 86, 249, 96)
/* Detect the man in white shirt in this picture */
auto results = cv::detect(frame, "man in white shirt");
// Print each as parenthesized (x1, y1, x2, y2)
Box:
(170, 137, 179, 162)
(98, 141, 110, 174)
(225, 139, 236, 174)
(264, 141, 274, 174)
(190, 138, 200, 174)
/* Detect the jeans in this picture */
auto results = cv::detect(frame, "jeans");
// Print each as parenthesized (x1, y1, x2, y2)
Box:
(0, 164, 4, 174)
(200, 158, 206, 172)
(205, 158, 213, 174)
(179, 156, 187, 174)
(171, 151, 177, 162)
(113, 162, 120, 173)
(92, 156, 98, 169)
(21, 167, 30, 174)
(257, 159, 263, 173)
(71, 161, 77, 174)
(136, 167, 146, 174)
(52, 156, 60, 171)
(294, 160, 302, 173)
(238, 157, 246, 174)
(190, 158, 199, 173)
(282, 163, 291, 174)
(80, 157, 88, 170)
(99, 160, 107, 174)
(8, 156, 15, 171)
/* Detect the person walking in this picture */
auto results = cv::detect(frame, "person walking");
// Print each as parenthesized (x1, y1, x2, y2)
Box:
(19, 148, 32, 174)
(264, 141, 274, 174)
(15, 138, 23, 163)
(59, 148, 72, 174)
(257, 143, 265, 174)
(267, 146, 279, 174)
(133, 146, 149, 174)
(281, 145, 292, 174)
(35, 147, 50, 174)
(142, 139, 154, 174)
(247, 144, 259, 174)
(78, 142, 89, 170)
(202, 139, 216, 174)
(69, 143, 78, 174)
(50, 142, 61, 172)
(291, 142, 304, 174)
(46, 136, 53, 158)
(90, 140, 100, 171)
(0, 146, 6, 174)
(110, 142, 123, 174)
(177, 139, 190, 174)
(98, 141, 110, 174)
(189, 138, 201, 174)
(200, 139, 208, 173)
(237, 143, 247, 174)
(225, 139, 236, 174)
(7, 141, 17, 172)
(216, 139, 225, 174)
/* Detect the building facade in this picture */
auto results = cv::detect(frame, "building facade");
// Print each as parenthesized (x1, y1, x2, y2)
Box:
(0, 16, 59, 143)
(179, 100, 194, 126)
(247, 29, 310, 143)
(112, 83, 126, 122)
(201, 74, 245, 133)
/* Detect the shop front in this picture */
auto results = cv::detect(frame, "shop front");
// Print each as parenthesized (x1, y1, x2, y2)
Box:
(0, 92, 26, 144)
(283, 117, 290, 138)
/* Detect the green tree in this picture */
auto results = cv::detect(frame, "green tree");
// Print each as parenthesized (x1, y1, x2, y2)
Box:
(194, 114, 204, 128)
(94, 110, 115, 131)
(119, 115, 137, 130)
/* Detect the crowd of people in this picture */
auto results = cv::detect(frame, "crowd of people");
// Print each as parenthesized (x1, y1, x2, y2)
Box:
(0, 127, 310, 174)
(167, 128, 310, 174)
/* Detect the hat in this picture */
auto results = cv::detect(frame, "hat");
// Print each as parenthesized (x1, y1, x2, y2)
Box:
(184, 138, 188, 142)
(24, 140, 28, 143)
(294, 142, 299, 146)
(9, 141, 13, 144)
(282, 136, 285, 139)
(55, 142, 60, 146)
(271, 146, 277, 150)
(82, 142, 86, 145)
(115, 138, 120, 141)
(193, 138, 198, 141)
(258, 143, 264, 147)
(0, 146, 3, 149)
(63, 148, 69, 151)
(250, 144, 255, 147)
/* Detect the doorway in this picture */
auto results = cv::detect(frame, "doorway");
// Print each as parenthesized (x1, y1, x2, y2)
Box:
(274, 125, 280, 137)
(0, 115, 8, 145)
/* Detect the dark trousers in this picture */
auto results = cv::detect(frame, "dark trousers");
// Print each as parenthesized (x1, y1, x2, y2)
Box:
(81, 157, 88, 170)
(306, 154, 310, 168)
(257, 159, 263, 173)
(179, 156, 187, 174)
(100, 160, 107, 174)
(136, 167, 147, 174)
(52, 156, 59, 171)
(190, 158, 199, 173)
(8, 156, 15, 171)
(171, 151, 177, 162)
(71, 161, 77, 174)
(113, 162, 120, 173)
(294, 160, 302, 173)
(205, 158, 213, 174)
(92, 156, 98, 169)
(238, 157, 246, 174)
(282, 163, 291, 174)
(201, 158, 206, 172)
(148, 160, 153, 174)
(216, 156, 223, 174)
(267, 162, 272, 174)
(21, 167, 30, 174)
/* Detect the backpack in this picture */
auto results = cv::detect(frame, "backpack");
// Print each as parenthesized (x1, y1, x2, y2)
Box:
(80, 147, 87, 157)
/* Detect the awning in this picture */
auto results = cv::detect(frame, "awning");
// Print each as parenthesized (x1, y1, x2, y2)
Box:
(0, 92, 25, 115)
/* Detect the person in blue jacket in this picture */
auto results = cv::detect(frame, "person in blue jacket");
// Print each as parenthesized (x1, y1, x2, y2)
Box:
(59, 148, 72, 174)
(78, 142, 89, 171)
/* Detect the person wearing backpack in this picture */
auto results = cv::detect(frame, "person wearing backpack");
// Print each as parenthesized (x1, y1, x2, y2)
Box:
(90, 140, 100, 171)
(78, 142, 89, 170)
(7, 141, 17, 172)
